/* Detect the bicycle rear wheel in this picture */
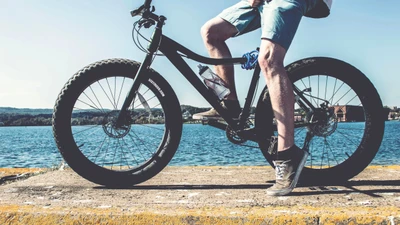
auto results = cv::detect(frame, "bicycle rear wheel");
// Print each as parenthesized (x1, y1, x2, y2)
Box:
(52, 58, 182, 187)
(255, 57, 385, 184)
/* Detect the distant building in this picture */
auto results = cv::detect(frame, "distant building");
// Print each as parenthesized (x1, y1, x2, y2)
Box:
(333, 105, 365, 122)
(294, 112, 303, 122)
(388, 111, 399, 120)
(0, 122, 4, 126)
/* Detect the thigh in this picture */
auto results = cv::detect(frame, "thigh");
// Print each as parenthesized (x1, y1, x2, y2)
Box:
(260, 0, 306, 50)
(218, 1, 261, 37)
(203, 17, 238, 40)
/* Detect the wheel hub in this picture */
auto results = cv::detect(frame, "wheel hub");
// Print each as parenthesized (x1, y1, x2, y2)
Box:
(102, 110, 132, 138)
(306, 108, 337, 137)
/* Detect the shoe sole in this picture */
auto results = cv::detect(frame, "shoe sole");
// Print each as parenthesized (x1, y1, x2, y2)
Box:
(267, 150, 309, 196)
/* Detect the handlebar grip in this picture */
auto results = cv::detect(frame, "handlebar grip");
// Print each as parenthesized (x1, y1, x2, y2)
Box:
(144, 0, 152, 8)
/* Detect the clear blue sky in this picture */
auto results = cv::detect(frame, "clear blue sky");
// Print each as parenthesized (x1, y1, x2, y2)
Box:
(1, 1, 399, 108)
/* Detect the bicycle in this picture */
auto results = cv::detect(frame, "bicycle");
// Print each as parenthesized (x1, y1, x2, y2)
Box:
(52, 0, 385, 187)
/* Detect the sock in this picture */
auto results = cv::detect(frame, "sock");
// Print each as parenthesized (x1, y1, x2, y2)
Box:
(276, 145, 300, 160)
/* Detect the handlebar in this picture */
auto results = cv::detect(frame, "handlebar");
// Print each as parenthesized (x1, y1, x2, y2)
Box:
(131, 0, 161, 23)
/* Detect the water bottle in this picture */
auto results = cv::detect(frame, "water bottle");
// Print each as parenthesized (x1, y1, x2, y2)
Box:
(198, 64, 230, 100)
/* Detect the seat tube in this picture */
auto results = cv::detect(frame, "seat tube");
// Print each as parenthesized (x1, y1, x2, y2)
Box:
(239, 64, 261, 127)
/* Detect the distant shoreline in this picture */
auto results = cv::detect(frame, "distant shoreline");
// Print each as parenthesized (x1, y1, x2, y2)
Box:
(0, 105, 395, 126)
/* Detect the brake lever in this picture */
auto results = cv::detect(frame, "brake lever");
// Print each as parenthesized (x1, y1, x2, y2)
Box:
(138, 20, 156, 28)
(131, 5, 144, 17)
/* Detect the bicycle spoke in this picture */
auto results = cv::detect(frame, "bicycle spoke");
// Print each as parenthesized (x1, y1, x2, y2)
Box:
(82, 91, 103, 113)
(324, 137, 341, 165)
(120, 137, 141, 166)
(131, 103, 162, 122)
(128, 131, 158, 155)
(335, 128, 364, 139)
(88, 86, 106, 113)
(330, 78, 338, 105)
(324, 75, 328, 100)
(307, 137, 315, 168)
(106, 78, 117, 109)
(317, 75, 320, 106)
(137, 124, 165, 131)
(97, 81, 116, 110)
(116, 139, 130, 170)
(127, 132, 153, 162)
(338, 127, 364, 131)
(334, 95, 359, 113)
(73, 125, 102, 136)
(328, 82, 344, 104)
(66, 74, 169, 173)
(308, 76, 312, 105)
(333, 88, 352, 106)
(101, 137, 111, 168)
(133, 95, 157, 110)
(298, 78, 318, 107)
(116, 77, 126, 107)
(335, 129, 361, 147)
(91, 136, 108, 164)
(76, 99, 103, 112)
(110, 139, 119, 170)
(114, 77, 117, 108)
(320, 137, 326, 168)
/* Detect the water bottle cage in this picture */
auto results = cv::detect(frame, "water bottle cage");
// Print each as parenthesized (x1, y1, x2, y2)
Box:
(241, 50, 259, 70)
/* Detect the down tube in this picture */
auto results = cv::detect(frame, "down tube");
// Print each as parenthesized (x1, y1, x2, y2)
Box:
(161, 51, 238, 128)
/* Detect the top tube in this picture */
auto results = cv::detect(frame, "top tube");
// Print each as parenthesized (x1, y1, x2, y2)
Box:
(160, 35, 247, 66)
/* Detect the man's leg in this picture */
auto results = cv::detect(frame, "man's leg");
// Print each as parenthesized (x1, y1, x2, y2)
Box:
(259, 39, 308, 197)
(200, 18, 238, 100)
(193, 1, 260, 120)
(192, 18, 241, 120)
(258, 40, 294, 151)
(257, 0, 314, 196)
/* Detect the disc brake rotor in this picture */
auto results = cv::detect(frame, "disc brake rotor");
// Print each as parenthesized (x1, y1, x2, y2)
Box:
(102, 110, 131, 138)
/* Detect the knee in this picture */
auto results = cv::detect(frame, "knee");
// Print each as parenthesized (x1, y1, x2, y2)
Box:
(258, 48, 285, 80)
(201, 21, 218, 44)
(200, 20, 231, 45)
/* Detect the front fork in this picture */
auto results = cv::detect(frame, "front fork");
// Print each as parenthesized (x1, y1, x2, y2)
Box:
(115, 54, 153, 127)
(116, 17, 165, 128)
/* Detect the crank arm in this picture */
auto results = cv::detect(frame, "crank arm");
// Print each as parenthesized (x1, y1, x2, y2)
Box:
(207, 120, 227, 130)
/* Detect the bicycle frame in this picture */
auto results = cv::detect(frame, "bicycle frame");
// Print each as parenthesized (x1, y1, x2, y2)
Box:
(117, 11, 316, 137)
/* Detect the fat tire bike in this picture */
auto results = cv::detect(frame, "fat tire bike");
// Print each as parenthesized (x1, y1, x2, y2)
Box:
(52, 0, 385, 187)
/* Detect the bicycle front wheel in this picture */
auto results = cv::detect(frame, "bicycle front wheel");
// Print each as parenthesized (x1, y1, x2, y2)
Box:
(52, 58, 182, 187)
(255, 57, 385, 184)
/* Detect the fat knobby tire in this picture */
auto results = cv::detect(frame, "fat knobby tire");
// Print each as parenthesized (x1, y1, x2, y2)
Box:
(52, 58, 182, 187)
(255, 57, 385, 184)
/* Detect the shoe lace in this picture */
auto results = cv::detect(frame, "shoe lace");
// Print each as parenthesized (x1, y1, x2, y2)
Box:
(275, 161, 289, 180)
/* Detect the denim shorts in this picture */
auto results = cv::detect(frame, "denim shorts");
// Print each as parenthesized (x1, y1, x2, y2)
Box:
(218, 0, 317, 50)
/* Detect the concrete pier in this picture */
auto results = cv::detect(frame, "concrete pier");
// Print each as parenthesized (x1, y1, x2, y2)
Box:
(0, 166, 399, 224)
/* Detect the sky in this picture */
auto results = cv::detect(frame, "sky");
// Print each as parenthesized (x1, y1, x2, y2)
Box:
(0, 0, 399, 109)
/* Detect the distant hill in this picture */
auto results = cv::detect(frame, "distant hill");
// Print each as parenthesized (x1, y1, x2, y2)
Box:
(0, 105, 258, 126)
(0, 105, 212, 126)
(181, 105, 211, 115)
(0, 107, 53, 115)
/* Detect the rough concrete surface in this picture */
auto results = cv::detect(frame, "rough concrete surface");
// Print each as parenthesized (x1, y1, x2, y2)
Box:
(0, 166, 399, 224)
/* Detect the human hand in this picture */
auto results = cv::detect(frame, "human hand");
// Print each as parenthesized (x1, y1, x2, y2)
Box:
(248, 0, 262, 7)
